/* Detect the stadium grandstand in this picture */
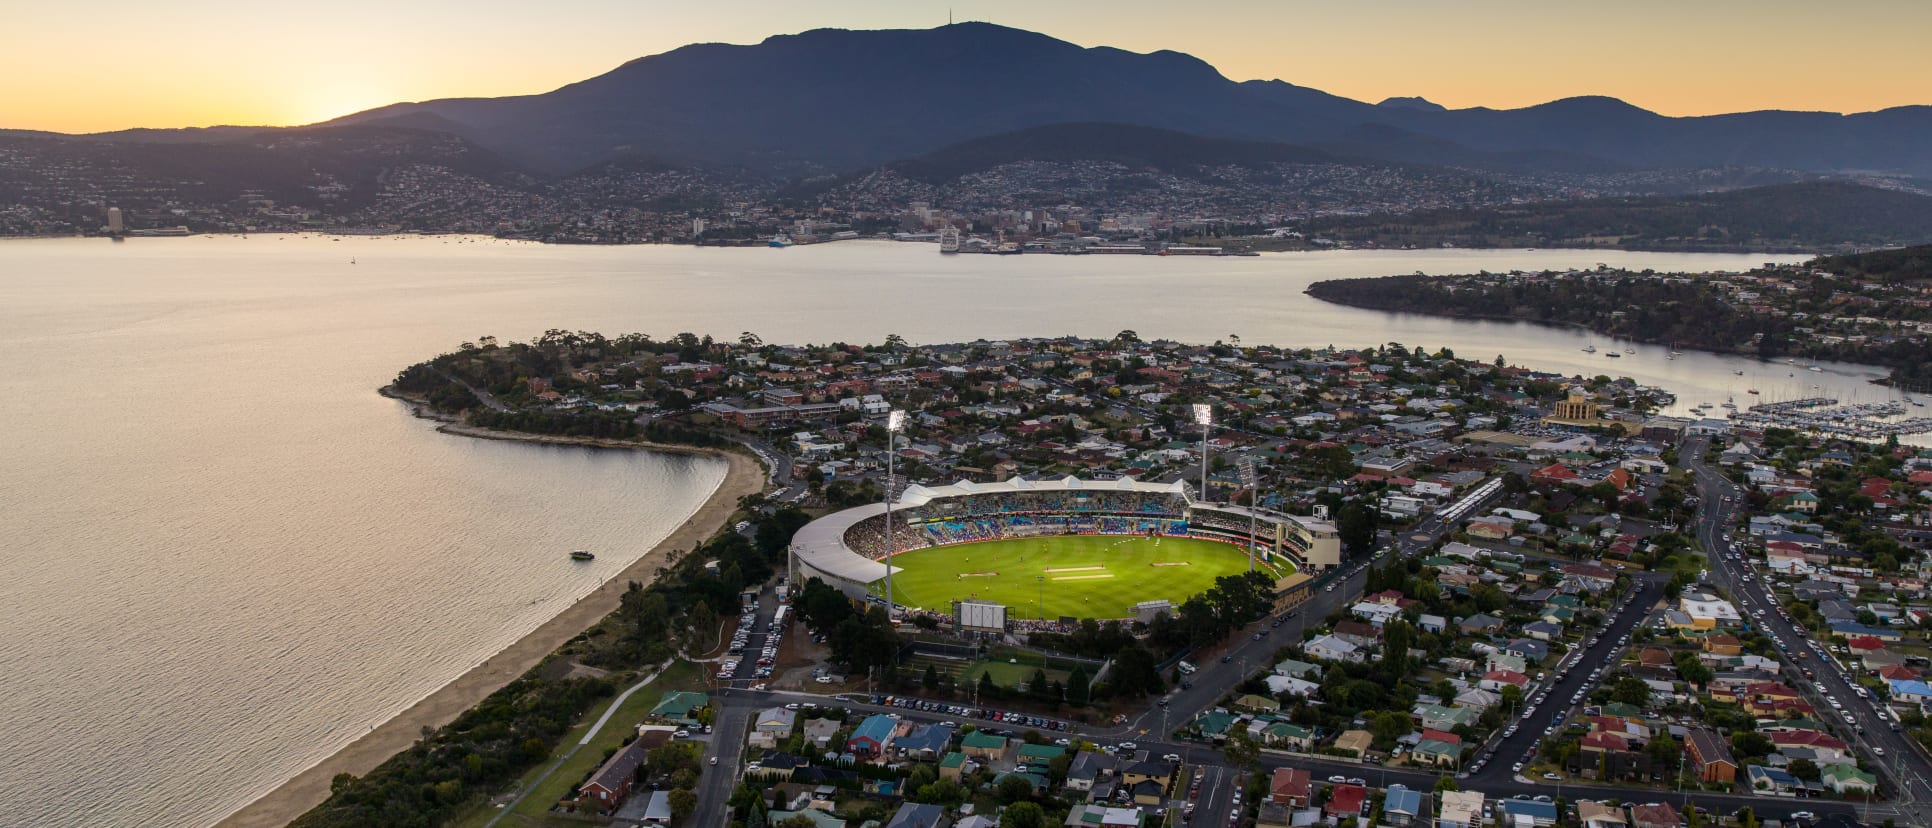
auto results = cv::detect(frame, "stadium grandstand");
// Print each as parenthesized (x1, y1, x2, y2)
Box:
(789, 476, 1341, 615)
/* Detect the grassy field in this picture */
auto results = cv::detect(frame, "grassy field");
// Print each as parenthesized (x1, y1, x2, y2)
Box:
(447, 659, 708, 828)
(880, 535, 1262, 620)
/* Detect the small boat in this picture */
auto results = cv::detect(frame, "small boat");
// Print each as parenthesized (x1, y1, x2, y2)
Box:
(1581, 345, 1597, 353)
(569, 550, 595, 561)
(767, 235, 793, 248)
(1605, 352, 1621, 358)
(1748, 389, 1760, 395)
(1733, 370, 1743, 376)
(1808, 366, 1823, 373)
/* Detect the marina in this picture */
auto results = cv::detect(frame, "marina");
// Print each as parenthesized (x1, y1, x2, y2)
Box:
(1729, 397, 1932, 440)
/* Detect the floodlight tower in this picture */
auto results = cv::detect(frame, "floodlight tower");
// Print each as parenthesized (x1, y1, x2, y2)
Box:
(1192, 403, 1213, 503)
(883, 409, 906, 620)
(1238, 455, 1259, 573)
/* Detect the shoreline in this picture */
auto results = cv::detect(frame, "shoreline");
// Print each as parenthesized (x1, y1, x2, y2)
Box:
(0, 231, 1826, 257)
(214, 392, 766, 828)
(1303, 288, 1897, 388)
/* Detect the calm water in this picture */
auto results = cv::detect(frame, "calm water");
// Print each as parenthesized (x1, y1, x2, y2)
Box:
(0, 235, 1869, 826)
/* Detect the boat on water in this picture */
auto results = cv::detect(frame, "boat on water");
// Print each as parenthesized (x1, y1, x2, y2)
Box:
(1809, 365, 1823, 373)
(569, 550, 595, 561)
(1605, 352, 1622, 358)
(1733, 370, 1744, 376)
(767, 235, 793, 248)
(1581, 345, 1597, 353)
(1748, 389, 1760, 395)
(938, 227, 961, 254)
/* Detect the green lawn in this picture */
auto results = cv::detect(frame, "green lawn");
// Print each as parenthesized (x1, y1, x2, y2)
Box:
(961, 659, 1072, 689)
(448, 659, 709, 828)
(880, 535, 1265, 620)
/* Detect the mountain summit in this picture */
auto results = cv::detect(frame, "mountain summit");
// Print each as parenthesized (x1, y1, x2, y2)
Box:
(326, 22, 1932, 176)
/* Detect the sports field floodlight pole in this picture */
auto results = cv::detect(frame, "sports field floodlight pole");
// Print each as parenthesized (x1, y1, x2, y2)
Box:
(884, 409, 906, 621)
(1192, 403, 1212, 503)
(1238, 455, 1258, 573)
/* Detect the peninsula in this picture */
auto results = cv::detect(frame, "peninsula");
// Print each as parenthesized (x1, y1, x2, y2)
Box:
(258, 330, 1932, 828)
(1305, 248, 1932, 390)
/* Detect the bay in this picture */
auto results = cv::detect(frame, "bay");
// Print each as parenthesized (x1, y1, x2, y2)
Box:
(0, 235, 1857, 826)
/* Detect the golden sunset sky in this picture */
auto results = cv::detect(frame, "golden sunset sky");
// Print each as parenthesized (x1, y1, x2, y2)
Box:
(5, 0, 1927, 133)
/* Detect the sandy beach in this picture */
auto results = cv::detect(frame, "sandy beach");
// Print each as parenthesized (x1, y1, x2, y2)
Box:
(215, 397, 766, 828)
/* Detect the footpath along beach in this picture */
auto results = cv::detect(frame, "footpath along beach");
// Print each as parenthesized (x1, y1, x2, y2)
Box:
(215, 394, 766, 828)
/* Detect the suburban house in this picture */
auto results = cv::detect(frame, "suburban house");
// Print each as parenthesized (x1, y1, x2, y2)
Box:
(846, 714, 897, 759)
(960, 730, 1008, 761)
(751, 706, 797, 749)
(885, 801, 950, 828)
(1439, 791, 1485, 828)
(578, 737, 649, 809)
(1382, 785, 1425, 827)
(649, 691, 709, 726)
(1578, 801, 1628, 828)
(1686, 727, 1739, 784)
(1629, 803, 1682, 828)
(1269, 768, 1312, 807)
(1304, 634, 1364, 663)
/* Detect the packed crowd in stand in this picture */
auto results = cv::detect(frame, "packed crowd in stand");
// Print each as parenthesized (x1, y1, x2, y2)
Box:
(840, 490, 1193, 559)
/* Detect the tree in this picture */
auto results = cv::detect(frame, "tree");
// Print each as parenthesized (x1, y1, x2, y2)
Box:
(997, 774, 1036, 804)
(1645, 733, 1681, 772)
(924, 664, 941, 692)
(1224, 729, 1260, 769)
(1067, 665, 1091, 705)
(1609, 675, 1653, 706)
(1109, 646, 1165, 698)
(1030, 667, 1052, 700)
(1337, 501, 1377, 556)
(1002, 801, 1046, 828)
(1787, 758, 1820, 781)
(666, 788, 697, 820)
(1435, 776, 1459, 793)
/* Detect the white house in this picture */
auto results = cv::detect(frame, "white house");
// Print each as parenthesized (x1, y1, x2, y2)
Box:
(1305, 634, 1364, 663)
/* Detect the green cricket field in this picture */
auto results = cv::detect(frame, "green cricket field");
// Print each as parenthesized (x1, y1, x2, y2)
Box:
(878, 534, 1281, 620)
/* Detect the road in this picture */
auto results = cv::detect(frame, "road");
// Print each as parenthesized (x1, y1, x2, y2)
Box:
(1684, 435, 1932, 824)
(701, 683, 1859, 825)
(689, 699, 750, 828)
(686, 461, 1877, 824)
(1471, 576, 1668, 783)
(1107, 479, 1509, 746)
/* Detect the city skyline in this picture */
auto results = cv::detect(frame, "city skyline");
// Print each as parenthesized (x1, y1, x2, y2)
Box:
(6, 0, 1930, 134)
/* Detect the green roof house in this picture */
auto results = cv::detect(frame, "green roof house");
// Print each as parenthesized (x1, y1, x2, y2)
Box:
(650, 691, 709, 725)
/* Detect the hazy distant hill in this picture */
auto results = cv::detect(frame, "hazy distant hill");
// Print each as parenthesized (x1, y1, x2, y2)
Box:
(1307, 181, 1932, 250)
(309, 23, 1932, 177)
(0, 126, 521, 210)
(879, 123, 1337, 183)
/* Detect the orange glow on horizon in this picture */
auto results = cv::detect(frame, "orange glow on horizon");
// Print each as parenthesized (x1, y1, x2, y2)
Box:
(3, 0, 1927, 134)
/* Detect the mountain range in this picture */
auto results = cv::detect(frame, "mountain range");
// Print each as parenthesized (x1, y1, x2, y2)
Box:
(292, 22, 1932, 177)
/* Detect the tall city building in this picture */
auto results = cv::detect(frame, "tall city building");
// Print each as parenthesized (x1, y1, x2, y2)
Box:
(106, 207, 124, 234)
